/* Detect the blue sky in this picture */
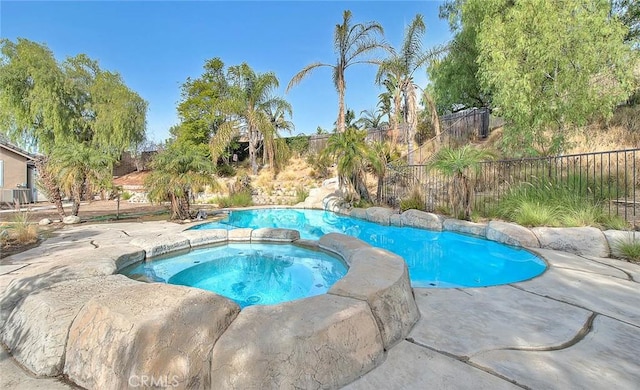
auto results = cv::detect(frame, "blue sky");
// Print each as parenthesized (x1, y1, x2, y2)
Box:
(1, 1, 451, 143)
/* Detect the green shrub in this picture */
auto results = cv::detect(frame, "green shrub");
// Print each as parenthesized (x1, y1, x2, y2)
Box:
(306, 152, 331, 178)
(489, 178, 620, 228)
(287, 135, 310, 156)
(8, 212, 38, 245)
(352, 199, 374, 209)
(563, 172, 631, 201)
(217, 164, 236, 177)
(400, 187, 426, 212)
(121, 191, 132, 201)
(613, 234, 640, 262)
(600, 215, 628, 230)
(213, 191, 253, 208)
(295, 185, 309, 203)
(511, 201, 561, 227)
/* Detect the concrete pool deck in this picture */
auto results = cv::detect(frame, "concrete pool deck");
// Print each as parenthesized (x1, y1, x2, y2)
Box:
(1, 221, 639, 389)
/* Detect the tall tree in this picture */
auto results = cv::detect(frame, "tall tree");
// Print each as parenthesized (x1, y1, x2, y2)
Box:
(428, 0, 491, 114)
(209, 63, 285, 175)
(376, 15, 444, 163)
(475, 0, 636, 155)
(174, 58, 228, 146)
(0, 38, 147, 216)
(612, 0, 640, 46)
(287, 10, 387, 133)
(264, 98, 294, 172)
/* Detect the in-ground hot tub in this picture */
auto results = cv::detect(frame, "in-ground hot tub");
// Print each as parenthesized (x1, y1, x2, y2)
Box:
(120, 243, 348, 308)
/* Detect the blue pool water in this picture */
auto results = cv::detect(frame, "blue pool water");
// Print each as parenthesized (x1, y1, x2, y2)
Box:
(191, 208, 547, 288)
(121, 243, 347, 308)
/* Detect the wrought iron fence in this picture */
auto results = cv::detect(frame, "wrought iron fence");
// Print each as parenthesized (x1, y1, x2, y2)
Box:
(382, 148, 640, 227)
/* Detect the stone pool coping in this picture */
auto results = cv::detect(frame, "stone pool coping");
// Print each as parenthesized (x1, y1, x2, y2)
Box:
(1, 226, 419, 390)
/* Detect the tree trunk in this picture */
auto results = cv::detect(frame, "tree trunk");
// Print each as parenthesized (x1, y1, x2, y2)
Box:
(376, 175, 384, 204)
(423, 91, 441, 149)
(405, 83, 417, 166)
(337, 77, 346, 133)
(34, 157, 66, 219)
(71, 179, 86, 216)
(352, 173, 371, 203)
(249, 127, 258, 175)
(71, 198, 81, 216)
(392, 91, 402, 146)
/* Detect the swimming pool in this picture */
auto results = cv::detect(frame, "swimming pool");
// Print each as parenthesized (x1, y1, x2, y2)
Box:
(121, 243, 347, 308)
(191, 208, 546, 288)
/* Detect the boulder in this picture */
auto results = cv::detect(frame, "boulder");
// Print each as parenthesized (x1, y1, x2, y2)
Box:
(1, 275, 138, 376)
(400, 209, 444, 231)
(486, 221, 539, 248)
(532, 227, 609, 257)
(365, 207, 394, 226)
(0, 254, 116, 328)
(603, 230, 640, 258)
(329, 247, 420, 349)
(179, 229, 228, 248)
(319, 233, 370, 265)
(389, 214, 402, 227)
(38, 218, 52, 226)
(227, 228, 253, 242)
(64, 283, 239, 390)
(350, 208, 368, 221)
(251, 228, 300, 242)
(323, 195, 349, 214)
(62, 215, 81, 225)
(130, 235, 190, 258)
(210, 294, 384, 390)
(293, 239, 320, 250)
(443, 219, 487, 237)
(107, 245, 146, 271)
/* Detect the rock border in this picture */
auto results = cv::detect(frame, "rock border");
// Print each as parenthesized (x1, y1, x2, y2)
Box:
(342, 207, 638, 259)
(1, 227, 419, 390)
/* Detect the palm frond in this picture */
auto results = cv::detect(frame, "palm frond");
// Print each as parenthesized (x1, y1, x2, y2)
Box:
(401, 15, 426, 68)
(209, 119, 239, 163)
(286, 62, 331, 93)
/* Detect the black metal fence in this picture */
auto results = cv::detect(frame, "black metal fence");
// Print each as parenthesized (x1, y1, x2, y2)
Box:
(382, 148, 640, 227)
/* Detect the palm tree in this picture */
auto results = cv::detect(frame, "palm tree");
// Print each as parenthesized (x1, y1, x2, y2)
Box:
(264, 99, 294, 172)
(322, 127, 371, 202)
(50, 143, 115, 216)
(428, 145, 494, 220)
(286, 10, 387, 133)
(376, 70, 403, 145)
(356, 108, 388, 130)
(377, 87, 396, 142)
(376, 14, 445, 163)
(367, 140, 399, 203)
(209, 63, 283, 175)
(145, 143, 218, 220)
